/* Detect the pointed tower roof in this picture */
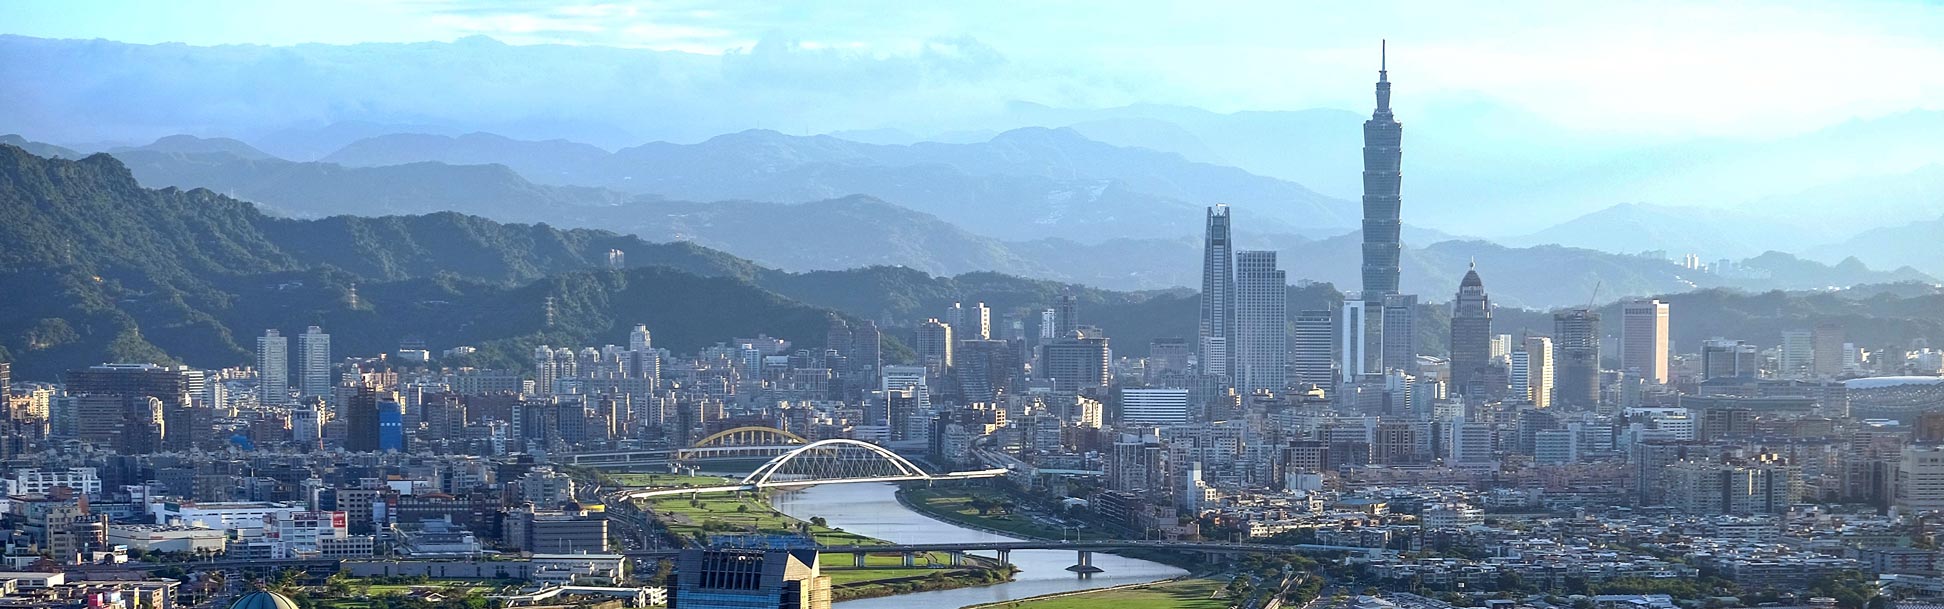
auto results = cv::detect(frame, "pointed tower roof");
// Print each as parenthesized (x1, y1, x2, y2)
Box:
(1460, 260, 1484, 289)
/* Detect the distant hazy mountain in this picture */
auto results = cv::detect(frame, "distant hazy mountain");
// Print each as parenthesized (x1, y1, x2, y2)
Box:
(49, 135, 1918, 309)
(1744, 164, 1944, 236)
(1509, 202, 1808, 260)
(110, 134, 279, 160)
(0, 134, 79, 159)
(1807, 216, 1944, 278)
(321, 126, 1357, 241)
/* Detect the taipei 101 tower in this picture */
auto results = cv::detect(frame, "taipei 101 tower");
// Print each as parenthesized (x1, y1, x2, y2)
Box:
(1361, 41, 1402, 301)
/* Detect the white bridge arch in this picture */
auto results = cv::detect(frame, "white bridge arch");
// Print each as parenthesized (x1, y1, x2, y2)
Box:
(742, 438, 930, 487)
(609, 439, 1008, 501)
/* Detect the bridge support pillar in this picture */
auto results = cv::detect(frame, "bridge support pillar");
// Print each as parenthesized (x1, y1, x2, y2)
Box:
(902, 552, 916, 567)
(949, 551, 964, 567)
(1066, 550, 1104, 575)
(853, 552, 867, 568)
(995, 549, 1011, 566)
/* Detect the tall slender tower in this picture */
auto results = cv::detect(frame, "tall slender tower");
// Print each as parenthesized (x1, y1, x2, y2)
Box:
(1198, 205, 1236, 378)
(1449, 263, 1492, 395)
(257, 329, 288, 406)
(1234, 251, 1288, 393)
(296, 325, 332, 398)
(1362, 41, 1404, 300)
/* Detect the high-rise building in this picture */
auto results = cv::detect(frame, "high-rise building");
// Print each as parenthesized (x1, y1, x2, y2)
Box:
(1513, 336, 1554, 408)
(630, 324, 653, 353)
(1146, 338, 1191, 383)
(1701, 338, 1759, 380)
(1120, 388, 1191, 425)
(1489, 334, 1513, 363)
(1339, 298, 1373, 380)
(66, 364, 193, 453)
(1553, 309, 1601, 408)
(1447, 420, 1495, 464)
(1668, 455, 1802, 515)
(1621, 299, 1670, 384)
(1380, 294, 1417, 374)
(344, 386, 386, 452)
(1043, 334, 1110, 393)
(915, 319, 954, 379)
(880, 365, 930, 409)
(850, 321, 881, 382)
(1448, 264, 1492, 395)
(1197, 205, 1236, 378)
(1898, 445, 1944, 512)
(1812, 322, 1845, 378)
(377, 398, 404, 451)
(954, 339, 1017, 403)
(1779, 330, 1813, 379)
(257, 329, 288, 405)
(0, 361, 10, 397)
(943, 302, 965, 333)
(1234, 251, 1287, 393)
(1055, 290, 1078, 337)
(673, 548, 832, 609)
(1039, 308, 1060, 340)
(968, 302, 992, 341)
(295, 326, 332, 398)
(1292, 309, 1335, 387)
(1361, 43, 1403, 302)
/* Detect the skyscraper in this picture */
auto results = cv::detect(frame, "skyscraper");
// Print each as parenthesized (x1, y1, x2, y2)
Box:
(1339, 297, 1372, 380)
(1380, 294, 1418, 374)
(1779, 330, 1813, 379)
(915, 319, 954, 379)
(1621, 299, 1670, 384)
(630, 323, 654, 353)
(257, 329, 288, 406)
(1293, 309, 1335, 387)
(1361, 42, 1403, 301)
(296, 325, 332, 398)
(1448, 264, 1491, 394)
(1234, 251, 1287, 393)
(1055, 290, 1079, 337)
(344, 385, 383, 452)
(1516, 336, 1554, 408)
(1553, 309, 1601, 408)
(969, 302, 992, 340)
(1812, 322, 1845, 378)
(1701, 338, 1759, 380)
(1043, 333, 1110, 393)
(943, 302, 965, 333)
(1198, 205, 1236, 378)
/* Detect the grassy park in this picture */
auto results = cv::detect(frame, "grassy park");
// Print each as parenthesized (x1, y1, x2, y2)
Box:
(629, 477, 1010, 601)
(980, 578, 1230, 609)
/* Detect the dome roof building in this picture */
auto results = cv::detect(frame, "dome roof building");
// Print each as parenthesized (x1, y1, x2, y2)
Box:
(230, 591, 302, 609)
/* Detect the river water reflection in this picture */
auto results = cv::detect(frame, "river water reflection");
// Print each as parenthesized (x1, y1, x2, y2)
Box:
(769, 483, 1185, 608)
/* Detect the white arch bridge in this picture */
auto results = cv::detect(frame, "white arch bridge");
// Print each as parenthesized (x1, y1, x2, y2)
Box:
(610, 439, 1007, 501)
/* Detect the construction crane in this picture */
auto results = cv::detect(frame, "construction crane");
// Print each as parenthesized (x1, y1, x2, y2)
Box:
(1586, 280, 1603, 310)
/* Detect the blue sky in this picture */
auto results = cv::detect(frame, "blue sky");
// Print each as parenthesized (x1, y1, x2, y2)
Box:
(4, 0, 1942, 137)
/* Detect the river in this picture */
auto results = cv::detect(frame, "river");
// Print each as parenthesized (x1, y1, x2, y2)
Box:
(769, 483, 1186, 608)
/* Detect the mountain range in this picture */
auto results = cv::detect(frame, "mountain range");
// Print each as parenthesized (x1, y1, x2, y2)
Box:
(8, 144, 1944, 383)
(61, 133, 1927, 309)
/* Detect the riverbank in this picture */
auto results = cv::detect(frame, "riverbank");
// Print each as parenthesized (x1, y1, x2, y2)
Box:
(628, 478, 1014, 600)
(773, 483, 1189, 608)
(896, 486, 1207, 571)
(962, 577, 1231, 609)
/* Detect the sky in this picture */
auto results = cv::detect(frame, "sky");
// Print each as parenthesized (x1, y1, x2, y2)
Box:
(4, 0, 1942, 139)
